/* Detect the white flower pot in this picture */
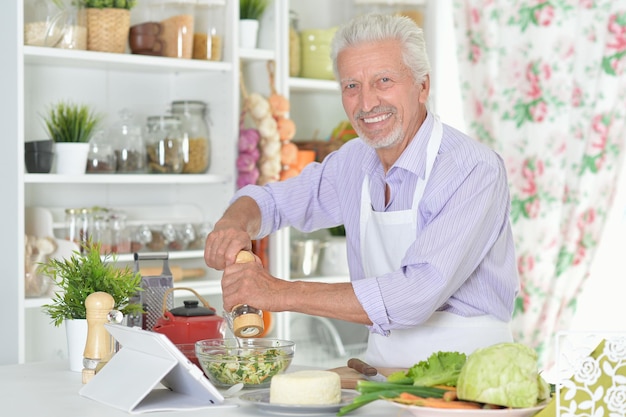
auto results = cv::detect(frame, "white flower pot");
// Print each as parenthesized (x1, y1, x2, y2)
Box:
(65, 318, 88, 372)
(54, 142, 89, 175)
(239, 19, 259, 49)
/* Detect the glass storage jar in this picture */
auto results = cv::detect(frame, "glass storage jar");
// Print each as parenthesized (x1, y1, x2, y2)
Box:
(109, 210, 131, 254)
(24, 0, 87, 50)
(65, 207, 80, 245)
(24, 0, 58, 46)
(170, 100, 211, 173)
(145, 115, 185, 173)
(111, 109, 146, 173)
(193, 0, 225, 61)
(86, 130, 116, 174)
(91, 207, 111, 254)
(157, 0, 195, 59)
(78, 207, 92, 252)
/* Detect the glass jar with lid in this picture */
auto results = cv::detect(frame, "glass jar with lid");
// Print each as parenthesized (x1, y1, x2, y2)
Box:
(110, 109, 146, 173)
(193, 0, 225, 61)
(145, 115, 185, 173)
(109, 210, 131, 254)
(91, 207, 111, 254)
(170, 101, 211, 174)
(86, 130, 116, 174)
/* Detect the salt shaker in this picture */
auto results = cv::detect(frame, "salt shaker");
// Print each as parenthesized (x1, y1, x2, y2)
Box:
(82, 291, 115, 384)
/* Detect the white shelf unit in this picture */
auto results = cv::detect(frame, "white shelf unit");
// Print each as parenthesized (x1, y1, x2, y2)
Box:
(1, 0, 436, 368)
(2, 0, 294, 365)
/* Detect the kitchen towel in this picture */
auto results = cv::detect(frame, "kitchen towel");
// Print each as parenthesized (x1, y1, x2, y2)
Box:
(535, 335, 626, 417)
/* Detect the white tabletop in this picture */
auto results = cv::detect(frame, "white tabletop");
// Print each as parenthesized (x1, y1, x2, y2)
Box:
(0, 361, 404, 417)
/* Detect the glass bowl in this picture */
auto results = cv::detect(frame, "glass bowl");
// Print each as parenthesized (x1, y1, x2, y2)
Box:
(195, 338, 295, 388)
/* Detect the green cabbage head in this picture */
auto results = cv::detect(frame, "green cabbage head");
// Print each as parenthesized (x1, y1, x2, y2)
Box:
(456, 343, 550, 408)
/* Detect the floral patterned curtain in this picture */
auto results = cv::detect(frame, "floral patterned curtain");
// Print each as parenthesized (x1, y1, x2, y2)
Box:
(451, 0, 626, 368)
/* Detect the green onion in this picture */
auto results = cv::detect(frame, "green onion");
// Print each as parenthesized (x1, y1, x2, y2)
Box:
(337, 381, 448, 416)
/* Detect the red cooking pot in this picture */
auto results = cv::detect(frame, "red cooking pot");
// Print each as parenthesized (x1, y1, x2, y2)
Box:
(153, 287, 226, 366)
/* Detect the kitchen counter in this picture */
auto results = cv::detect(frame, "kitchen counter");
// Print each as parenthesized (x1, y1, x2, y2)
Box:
(0, 361, 403, 416)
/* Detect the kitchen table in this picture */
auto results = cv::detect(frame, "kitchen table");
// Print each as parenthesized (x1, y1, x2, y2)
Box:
(0, 361, 404, 416)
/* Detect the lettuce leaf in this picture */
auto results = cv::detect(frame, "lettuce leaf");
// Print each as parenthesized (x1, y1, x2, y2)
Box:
(387, 351, 467, 387)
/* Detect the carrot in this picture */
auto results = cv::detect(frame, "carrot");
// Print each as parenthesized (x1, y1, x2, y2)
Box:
(399, 392, 423, 401)
(393, 392, 482, 409)
(442, 390, 458, 402)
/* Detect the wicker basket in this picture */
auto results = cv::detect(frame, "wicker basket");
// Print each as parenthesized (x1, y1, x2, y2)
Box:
(86, 8, 130, 53)
(295, 139, 344, 162)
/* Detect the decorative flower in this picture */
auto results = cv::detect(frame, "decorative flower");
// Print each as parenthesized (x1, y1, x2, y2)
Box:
(606, 385, 626, 415)
(605, 337, 626, 363)
(573, 356, 601, 386)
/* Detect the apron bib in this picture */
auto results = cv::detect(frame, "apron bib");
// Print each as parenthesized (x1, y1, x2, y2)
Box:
(359, 117, 512, 368)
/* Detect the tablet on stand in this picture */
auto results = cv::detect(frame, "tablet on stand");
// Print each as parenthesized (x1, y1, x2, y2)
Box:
(79, 323, 237, 414)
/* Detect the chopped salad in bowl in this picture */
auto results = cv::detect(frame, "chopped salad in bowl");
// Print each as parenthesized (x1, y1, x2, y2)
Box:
(195, 338, 295, 388)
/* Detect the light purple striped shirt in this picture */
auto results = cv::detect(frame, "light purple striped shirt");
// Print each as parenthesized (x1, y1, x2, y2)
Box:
(235, 112, 519, 335)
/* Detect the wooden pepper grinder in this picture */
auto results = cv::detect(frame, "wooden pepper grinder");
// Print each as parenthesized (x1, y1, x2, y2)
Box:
(82, 291, 115, 384)
(230, 251, 265, 338)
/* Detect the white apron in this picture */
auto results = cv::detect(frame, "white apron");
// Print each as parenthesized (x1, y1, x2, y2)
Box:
(360, 117, 513, 368)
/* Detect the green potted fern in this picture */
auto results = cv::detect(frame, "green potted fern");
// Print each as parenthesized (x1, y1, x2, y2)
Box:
(42, 100, 101, 174)
(81, 0, 137, 53)
(239, 0, 270, 49)
(40, 241, 143, 371)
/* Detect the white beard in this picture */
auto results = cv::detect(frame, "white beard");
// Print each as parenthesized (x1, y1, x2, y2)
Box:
(357, 122, 404, 149)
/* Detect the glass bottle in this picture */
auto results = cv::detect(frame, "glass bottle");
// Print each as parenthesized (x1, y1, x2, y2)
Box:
(111, 109, 146, 173)
(170, 101, 211, 174)
(145, 115, 184, 173)
(193, 0, 225, 61)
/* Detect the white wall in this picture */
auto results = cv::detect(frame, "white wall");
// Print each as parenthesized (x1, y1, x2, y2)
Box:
(433, 0, 624, 333)
(570, 166, 626, 332)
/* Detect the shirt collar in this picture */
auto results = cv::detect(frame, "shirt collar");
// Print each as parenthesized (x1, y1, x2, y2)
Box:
(360, 112, 435, 179)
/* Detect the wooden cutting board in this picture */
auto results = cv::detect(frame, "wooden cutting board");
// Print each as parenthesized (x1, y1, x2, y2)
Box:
(328, 366, 406, 389)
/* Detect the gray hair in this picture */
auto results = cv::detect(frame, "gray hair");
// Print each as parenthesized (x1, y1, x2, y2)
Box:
(330, 13, 431, 85)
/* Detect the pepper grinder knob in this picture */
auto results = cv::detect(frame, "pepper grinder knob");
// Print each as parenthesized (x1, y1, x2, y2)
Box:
(230, 251, 264, 338)
(82, 291, 115, 384)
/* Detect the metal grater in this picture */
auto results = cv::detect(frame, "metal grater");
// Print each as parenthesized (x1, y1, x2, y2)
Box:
(128, 252, 173, 331)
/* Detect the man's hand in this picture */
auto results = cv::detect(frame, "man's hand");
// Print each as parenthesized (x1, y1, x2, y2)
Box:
(220, 257, 289, 312)
(204, 220, 252, 270)
(203, 196, 262, 270)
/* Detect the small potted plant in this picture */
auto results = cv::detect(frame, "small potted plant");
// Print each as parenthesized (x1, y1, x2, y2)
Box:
(42, 100, 101, 174)
(239, 0, 270, 49)
(81, 0, 137, 53)
(40, 241, 143, 371)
